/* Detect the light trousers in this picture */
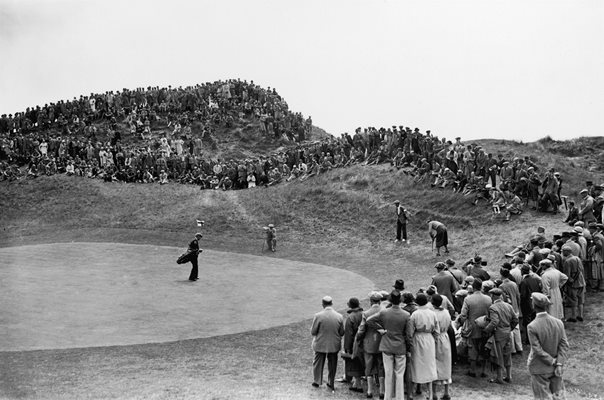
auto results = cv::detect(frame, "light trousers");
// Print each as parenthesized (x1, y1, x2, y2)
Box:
(382, 352, 406, 400)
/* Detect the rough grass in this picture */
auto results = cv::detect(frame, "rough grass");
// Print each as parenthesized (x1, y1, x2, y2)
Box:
(1, 142, 604, 399)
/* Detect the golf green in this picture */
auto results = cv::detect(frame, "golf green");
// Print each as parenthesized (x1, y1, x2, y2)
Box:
(0, 242, 374, 351)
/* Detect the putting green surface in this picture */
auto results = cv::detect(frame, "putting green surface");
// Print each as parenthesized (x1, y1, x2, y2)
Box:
(0, 243, 374, 351)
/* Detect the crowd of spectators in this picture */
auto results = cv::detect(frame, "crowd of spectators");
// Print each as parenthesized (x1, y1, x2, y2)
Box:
(0, 83, 596, 226)
(0, 79, 313, 184)
(316, 218, 600, 398)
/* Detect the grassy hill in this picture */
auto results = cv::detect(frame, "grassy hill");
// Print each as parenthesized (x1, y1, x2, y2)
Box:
(2, 137, 604, 400)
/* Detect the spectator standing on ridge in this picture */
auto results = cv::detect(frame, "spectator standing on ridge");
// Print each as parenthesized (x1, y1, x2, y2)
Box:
(311, 296, 344, 391)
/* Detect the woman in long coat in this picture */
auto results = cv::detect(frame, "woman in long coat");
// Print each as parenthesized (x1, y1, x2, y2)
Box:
(540, 259, 568, 319)
(343, 298, 364, 392)
(407, 293, 439, 400)
(431, 294, 453, 400)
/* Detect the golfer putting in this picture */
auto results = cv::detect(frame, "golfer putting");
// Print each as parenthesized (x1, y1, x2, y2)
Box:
(428, 220, 449, 256)
(263, 224, 277, 253)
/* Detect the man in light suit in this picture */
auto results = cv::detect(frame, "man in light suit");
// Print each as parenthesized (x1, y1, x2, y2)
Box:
(456, 279, 492, 377)
(311, 295, 344, 390)
(527, 293, 570, 399)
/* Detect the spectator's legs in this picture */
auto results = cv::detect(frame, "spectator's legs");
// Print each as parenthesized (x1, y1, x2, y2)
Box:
(326, 352, 338, 388)
(382, 352, 394, 400)
(313, 352, 326, 386)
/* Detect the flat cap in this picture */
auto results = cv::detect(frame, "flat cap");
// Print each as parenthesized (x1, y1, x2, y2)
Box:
(531, 292, 552, 308)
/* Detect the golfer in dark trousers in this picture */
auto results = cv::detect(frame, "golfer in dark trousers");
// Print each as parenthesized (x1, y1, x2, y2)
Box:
(394, 200, 409, 242)
(187, 233, 203, 281)
(311, 296, 344, 390)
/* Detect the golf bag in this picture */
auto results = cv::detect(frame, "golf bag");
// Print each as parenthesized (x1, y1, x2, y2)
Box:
(176, 251, 193, 265)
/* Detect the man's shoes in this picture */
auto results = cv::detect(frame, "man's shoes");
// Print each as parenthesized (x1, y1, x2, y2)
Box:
(402, 239, 406, 242)
(577, 316, 584, 322)
(326, 383, 335, 391)
(566, 318, 577, 323)
(311, 383, 319, 388)
(350, 387, 364, 393)
(336, 377, 349, 383)
(379, 394, 385, 400)
(503, 377, 511, 383)
(366, 394, 373, 399)
(394, 239, 401, 243)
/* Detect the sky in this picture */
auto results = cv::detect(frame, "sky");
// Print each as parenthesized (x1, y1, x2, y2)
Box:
(0, 0, 603, 142)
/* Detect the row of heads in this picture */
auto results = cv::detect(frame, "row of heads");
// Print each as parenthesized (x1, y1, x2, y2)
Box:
(323, 290, 442, 308)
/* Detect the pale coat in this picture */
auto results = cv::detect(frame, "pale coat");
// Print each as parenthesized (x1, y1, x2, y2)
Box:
(311, 306, 344, 353)
(527, 312, 570, 375)
(407, 305, 439, 384)
(433, 308, 452, 381)
(541, 267, 568, 319)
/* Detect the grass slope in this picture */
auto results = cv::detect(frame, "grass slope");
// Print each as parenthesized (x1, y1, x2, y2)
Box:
(1, 139, 604, 399)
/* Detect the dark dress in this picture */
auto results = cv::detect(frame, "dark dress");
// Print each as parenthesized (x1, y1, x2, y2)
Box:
(344, 308, 364, 377)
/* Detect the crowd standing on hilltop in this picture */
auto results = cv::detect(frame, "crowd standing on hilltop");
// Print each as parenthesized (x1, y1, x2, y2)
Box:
(0, 79, 313, 185)
(2, 85, 600, 231)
